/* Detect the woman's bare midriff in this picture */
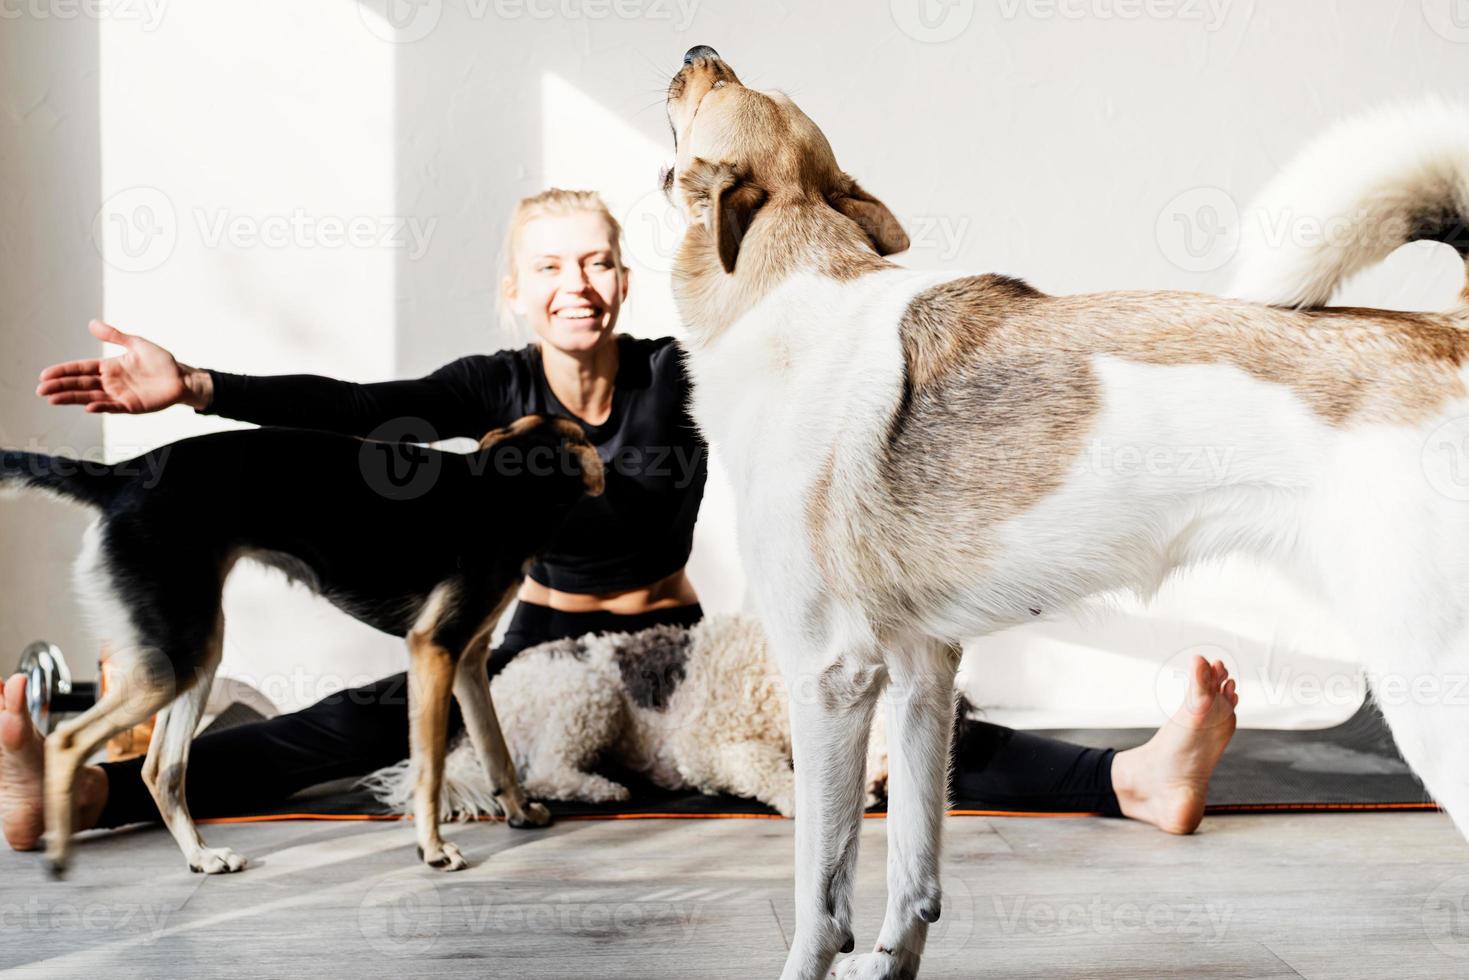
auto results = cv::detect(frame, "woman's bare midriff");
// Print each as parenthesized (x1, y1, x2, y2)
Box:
(516, 566, 699, 615)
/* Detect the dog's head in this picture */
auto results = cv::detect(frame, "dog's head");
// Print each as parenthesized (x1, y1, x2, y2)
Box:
(478, 414, 606, 500)
(664, 46, 909, 276)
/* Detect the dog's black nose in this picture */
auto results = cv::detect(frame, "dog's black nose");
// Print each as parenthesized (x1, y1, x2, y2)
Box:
(683, 45, 720, 65)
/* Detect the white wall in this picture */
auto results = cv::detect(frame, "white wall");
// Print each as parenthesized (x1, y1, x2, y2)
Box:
(0, 12, 103, 670)
(7, 0, 1467, 720)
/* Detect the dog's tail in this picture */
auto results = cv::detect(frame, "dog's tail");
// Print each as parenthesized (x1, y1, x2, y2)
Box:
(0, 449, 119, 510)
(1229, 97, 1469, 310)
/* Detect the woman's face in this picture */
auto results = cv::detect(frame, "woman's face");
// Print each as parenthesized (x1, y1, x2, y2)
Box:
(506, 211, 628, 355)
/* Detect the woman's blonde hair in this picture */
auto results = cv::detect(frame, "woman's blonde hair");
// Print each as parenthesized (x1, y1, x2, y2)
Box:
(499, 188, 627, 338)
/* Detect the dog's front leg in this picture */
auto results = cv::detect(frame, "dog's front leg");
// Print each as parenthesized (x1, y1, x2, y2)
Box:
(407, 634, 466, 871)
(781, 652, 886, 980)
(834, 641, 957, 980)
(452, 639, 551, 829)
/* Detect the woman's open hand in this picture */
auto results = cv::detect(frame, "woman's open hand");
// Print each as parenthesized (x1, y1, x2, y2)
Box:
(36, 320, 212, 413)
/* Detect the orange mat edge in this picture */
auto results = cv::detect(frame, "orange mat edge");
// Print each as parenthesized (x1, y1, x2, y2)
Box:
(197, 801, 1441, 826)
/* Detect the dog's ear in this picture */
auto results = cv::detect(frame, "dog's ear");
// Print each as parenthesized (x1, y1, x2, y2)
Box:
(546, 418, 606, 497)
(829, 175, 909, 256)
(682, 158, 768, 273)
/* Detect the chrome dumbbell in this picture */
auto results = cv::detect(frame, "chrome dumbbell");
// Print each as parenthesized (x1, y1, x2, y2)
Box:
(17, 642, 97, 736)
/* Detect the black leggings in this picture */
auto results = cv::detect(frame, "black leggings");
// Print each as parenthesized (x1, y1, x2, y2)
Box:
(95, 603, 1121, 827)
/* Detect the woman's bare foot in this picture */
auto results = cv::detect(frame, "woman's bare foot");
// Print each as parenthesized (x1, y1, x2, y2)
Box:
(1110, 655, 1239, 835)
(1, 674, 109, 851)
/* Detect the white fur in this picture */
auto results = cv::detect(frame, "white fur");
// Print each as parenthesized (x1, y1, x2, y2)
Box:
(1230, 97, 1469, 307)
(681, 106, 1469, 980)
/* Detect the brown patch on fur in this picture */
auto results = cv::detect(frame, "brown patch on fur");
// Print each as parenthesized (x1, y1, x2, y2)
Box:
(804, 276, 1469, 626)
(805, 452, 838, 588)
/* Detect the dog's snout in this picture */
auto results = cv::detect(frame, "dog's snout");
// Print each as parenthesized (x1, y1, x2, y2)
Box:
(683, 45, 720, 65)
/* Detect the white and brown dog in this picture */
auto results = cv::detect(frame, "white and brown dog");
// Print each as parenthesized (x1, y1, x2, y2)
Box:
(664, 47, 1469, 980)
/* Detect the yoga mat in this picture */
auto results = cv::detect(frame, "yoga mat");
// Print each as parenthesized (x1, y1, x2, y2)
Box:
(197, 701, 1436, 824)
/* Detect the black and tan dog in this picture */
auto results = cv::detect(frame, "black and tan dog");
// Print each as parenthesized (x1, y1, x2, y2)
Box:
(0, 414, 603, 875)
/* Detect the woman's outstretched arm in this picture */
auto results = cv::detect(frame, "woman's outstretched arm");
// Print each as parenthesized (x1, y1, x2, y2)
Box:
(38, 319, 519, 441)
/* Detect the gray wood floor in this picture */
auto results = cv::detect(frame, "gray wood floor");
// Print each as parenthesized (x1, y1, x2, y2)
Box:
(2, 812, 1468, 978)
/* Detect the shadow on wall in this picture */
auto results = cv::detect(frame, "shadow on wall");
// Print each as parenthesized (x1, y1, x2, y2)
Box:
(0, 13, 104, 669)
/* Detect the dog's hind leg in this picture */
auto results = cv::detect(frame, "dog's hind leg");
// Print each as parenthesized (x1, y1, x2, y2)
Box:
(406, 626, 465, 871)
(140, 617, 242, 874)
(781, 649, 886, 980)
(42, 645, 176, 876)
(453, 635, 551, 829)
(835, 640, 958, 980)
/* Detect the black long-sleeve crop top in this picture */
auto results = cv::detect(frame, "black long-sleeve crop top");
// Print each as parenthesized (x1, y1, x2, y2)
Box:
(202, 334, 707, 594)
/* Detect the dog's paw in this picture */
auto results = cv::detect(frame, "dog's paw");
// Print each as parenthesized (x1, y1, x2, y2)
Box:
(417, 841, 468, 872)
(508, 801, 552, 829)
(189, 847, 248, 875)
(831, 949, 916, 980)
